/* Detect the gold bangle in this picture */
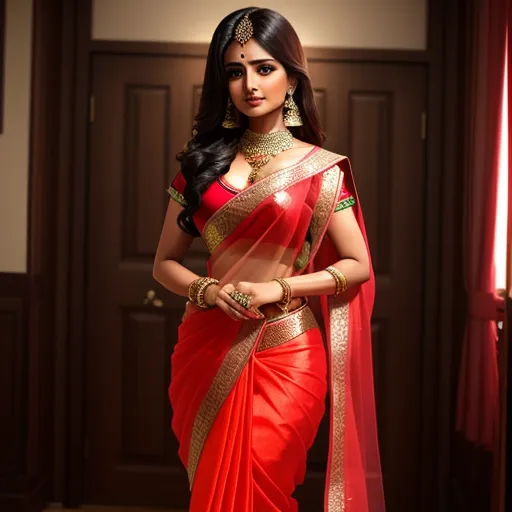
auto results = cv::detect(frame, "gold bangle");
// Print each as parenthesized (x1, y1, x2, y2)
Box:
(188, 278, 201, 302)
(273, 277, 292, 313)
(188, 277, 219, 308)
(329, 267, 344, 294)
(325, 266, 348, 295)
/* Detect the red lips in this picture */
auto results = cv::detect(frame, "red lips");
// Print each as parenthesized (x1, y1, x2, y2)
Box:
(246, 96, 264, 106)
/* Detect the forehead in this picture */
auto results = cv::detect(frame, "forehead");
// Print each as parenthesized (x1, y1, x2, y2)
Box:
(223, 38, 276, 63)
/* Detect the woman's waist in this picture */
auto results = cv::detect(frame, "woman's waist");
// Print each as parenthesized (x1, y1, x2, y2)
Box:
(259, 297, 304, 320)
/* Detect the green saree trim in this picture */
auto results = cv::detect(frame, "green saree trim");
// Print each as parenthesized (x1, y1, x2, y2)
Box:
(167, 186, 188, 207)
(334, 196, 355, 212)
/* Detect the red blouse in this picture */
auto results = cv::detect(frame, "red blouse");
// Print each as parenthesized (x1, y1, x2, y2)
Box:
(168, 163, 355, 233)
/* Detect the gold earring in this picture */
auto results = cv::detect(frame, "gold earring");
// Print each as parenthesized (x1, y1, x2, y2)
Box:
(222, 98, 240, 129)
(283, 89, 303, 127)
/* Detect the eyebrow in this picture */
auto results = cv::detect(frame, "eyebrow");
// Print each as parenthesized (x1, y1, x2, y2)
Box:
(224, 58, 276, 67)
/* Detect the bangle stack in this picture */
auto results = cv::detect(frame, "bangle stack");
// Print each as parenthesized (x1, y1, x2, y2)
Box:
(273, 277, 292, 313)
(325, 266, 348, 295)
(188, 277, 219, 308)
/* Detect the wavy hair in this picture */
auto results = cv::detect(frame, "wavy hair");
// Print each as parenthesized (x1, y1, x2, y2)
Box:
(176, 7, 325, 236)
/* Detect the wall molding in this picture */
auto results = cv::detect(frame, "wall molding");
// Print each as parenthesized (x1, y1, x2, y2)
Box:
(89, 39, 430, 64)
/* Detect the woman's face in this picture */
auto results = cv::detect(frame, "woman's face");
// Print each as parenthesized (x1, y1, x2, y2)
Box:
(223, 38, 295, 120)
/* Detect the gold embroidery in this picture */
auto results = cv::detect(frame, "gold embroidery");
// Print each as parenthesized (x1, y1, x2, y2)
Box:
(256, 304, 318, 352)
(187, 319, 264, 488)
(294, 239, 311, 271)
(202, 149, 343, 253)
(167, 186, 188, 207)
(326, 297, 350, 512)
(307, 164, 343, 265)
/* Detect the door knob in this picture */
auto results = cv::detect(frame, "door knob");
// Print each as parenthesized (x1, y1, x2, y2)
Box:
(143, 289, 164, 307)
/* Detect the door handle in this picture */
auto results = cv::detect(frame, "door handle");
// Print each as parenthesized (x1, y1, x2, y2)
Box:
(143, 289, 164, 307)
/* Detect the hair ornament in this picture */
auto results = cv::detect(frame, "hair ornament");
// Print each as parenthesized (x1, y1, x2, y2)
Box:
(234, 13, 254, 46)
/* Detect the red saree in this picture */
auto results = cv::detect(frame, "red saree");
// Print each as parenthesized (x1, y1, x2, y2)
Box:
(169, 147, 385, 511)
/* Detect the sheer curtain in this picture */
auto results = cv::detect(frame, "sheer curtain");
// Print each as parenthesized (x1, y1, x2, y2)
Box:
(456, 0, 507, 450)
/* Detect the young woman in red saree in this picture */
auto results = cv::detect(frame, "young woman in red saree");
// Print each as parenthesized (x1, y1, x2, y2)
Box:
(153, 7, 385, 511)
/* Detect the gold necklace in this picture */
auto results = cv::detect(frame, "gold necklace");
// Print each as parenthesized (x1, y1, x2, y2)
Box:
(239, 129, 294, 184)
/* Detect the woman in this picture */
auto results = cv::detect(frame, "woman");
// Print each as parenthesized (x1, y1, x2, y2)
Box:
(153, 7, 384, 511)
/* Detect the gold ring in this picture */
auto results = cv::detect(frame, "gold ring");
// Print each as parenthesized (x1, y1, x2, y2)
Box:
(229, 290, 251, 309)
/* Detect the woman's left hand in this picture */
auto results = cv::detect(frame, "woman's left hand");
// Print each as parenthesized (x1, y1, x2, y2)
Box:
(217, 280, 284, 320)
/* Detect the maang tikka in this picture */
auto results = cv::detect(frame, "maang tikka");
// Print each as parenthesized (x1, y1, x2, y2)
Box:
(234, 13, 254, 46)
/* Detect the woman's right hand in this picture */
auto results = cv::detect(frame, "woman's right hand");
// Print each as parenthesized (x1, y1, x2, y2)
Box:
(205, 283, 252, 321)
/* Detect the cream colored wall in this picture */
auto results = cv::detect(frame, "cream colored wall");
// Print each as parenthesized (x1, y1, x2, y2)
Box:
(92, 0, 427, 50)
(0, 0, 33, 273)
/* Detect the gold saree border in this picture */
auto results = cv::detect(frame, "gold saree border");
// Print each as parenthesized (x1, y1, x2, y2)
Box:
(308, 164, 344, 264)
(202, 148, 343, 253)
(256, 303, 318, 352)
(326, 296, 350, 511)
(187, 318, 265, 489)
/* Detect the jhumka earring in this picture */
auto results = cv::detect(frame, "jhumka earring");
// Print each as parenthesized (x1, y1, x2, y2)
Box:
(222, 97, 240, 129)
(283, 88, 303, 127)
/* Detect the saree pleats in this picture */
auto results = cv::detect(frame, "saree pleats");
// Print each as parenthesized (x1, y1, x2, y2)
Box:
(170, 305, 327, 512)
(169, 306, 240, 472)
(252, 329, 327, 510)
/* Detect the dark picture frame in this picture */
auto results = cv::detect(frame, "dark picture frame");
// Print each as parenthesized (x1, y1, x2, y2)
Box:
(0, 0, 5, 133)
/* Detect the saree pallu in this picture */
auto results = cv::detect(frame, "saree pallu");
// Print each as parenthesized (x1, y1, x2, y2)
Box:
(169, 147, 385, 511)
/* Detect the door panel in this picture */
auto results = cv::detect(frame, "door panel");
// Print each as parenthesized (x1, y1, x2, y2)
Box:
(86, 55, 207, 508)
(86, 53, 426, 511)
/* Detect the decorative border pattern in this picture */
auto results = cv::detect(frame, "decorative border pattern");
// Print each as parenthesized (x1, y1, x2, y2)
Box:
(307, 164, 344, 265)
(167, 186, 188, 207)
(202, 149, 343, 253)
(326, 297, 350, 511)
(187, 319, 265, 488)
(256, 304, 318, 352)
(335, 196, 356, 212)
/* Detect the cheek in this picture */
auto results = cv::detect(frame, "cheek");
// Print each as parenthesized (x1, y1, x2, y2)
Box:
(228, 81, 245, 107)
(263, 73, 288, 99)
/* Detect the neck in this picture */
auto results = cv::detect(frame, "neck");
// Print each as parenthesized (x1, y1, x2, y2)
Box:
(247, 108, 288, 134)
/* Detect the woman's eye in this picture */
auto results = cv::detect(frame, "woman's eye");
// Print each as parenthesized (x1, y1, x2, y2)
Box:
(259, 65, 275, 75)
(226, 69, 243, 79)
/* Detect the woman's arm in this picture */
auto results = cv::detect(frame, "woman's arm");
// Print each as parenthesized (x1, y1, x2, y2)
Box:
(285, 205, 370, 297)
(153, 199, 249, 321)
(153, 199, 198, 295)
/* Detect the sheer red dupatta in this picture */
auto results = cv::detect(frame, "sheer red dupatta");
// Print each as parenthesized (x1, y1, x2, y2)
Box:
(169, 148, 384, 511)
(311, 157, 385, 511)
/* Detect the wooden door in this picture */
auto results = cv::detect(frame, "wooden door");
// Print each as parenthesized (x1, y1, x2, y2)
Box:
(85, 54, 208, 508)
(86, 52, 427, 511)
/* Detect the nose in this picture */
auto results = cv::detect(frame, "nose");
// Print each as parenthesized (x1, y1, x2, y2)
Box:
(244, 69, 258, 93)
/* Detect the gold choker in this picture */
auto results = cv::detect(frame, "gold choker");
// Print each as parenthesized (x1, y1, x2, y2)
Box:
(239, 129, 294, 184)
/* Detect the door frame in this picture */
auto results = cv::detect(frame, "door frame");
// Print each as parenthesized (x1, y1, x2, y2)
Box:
(53, 0, 465, 509)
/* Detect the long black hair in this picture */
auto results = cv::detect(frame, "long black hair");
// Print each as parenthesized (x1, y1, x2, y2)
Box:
(176, 7, 325, 236)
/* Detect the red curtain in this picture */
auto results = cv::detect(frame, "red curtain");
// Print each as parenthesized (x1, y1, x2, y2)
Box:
(456, 0, 507, 450)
